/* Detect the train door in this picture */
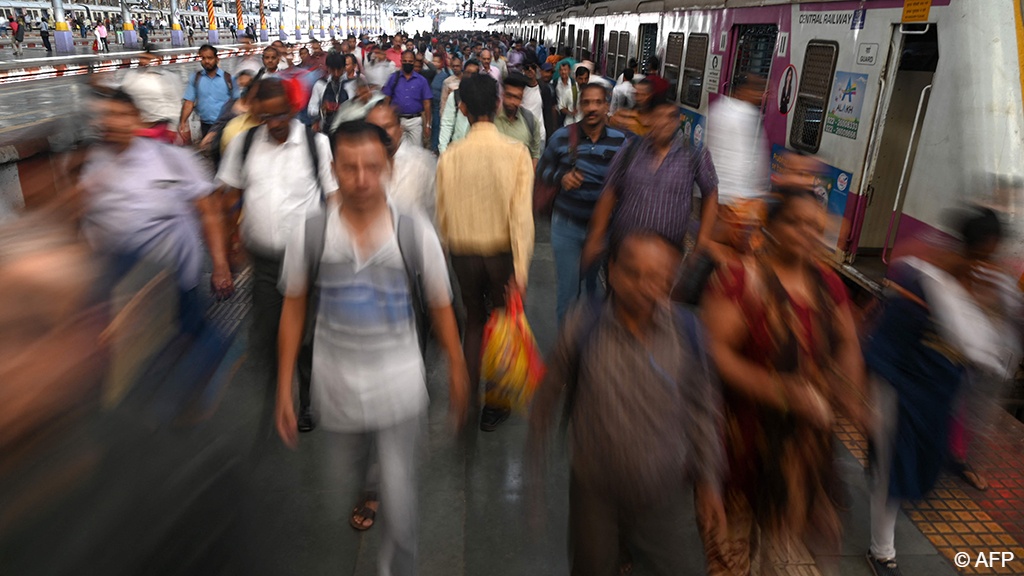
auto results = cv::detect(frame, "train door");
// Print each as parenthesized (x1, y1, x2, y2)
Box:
(726, 24, 778, 103)
(852, 26, 938, 263)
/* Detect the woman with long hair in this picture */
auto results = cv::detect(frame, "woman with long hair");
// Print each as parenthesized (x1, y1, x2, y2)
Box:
(699, 187, 869, 575)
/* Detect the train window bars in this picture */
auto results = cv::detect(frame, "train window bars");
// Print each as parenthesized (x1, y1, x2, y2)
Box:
(681, 33, 709, 108)
(594, 24, 605, 74)
(607, 31, 619, 77)
(638, 23, 658, 74)
(790, 40, 839, 153)
(664, 32, 686, 103)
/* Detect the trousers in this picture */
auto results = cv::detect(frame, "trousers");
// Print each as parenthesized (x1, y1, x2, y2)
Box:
(251, 254, 313, 440)
(449, 251, 514, 409)
(551, 211, 601, 324)
(400, 116, 424, 148)
(569, 473, 692, 576)
(325, 414, 423, 576)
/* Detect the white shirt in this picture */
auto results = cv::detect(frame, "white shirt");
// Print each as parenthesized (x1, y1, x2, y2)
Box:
(555, 78, 579, 125)
(520, 83, 547, 144)
(389, 142, 437, 220)
(610, 81, 636, 114)
(306, 76, 353, 118)
(120, 67, 182, 124)
(216, 120, 338, 255)
(706, 95, 769, 203)
(280, 201, 452, 431)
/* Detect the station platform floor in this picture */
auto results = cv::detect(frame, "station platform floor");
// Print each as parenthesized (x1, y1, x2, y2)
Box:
(4, 218, 1021, 575)
(195, 220, 1024, 575)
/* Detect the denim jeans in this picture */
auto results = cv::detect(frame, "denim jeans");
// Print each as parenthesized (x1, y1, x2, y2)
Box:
(551, 211, 601, 324)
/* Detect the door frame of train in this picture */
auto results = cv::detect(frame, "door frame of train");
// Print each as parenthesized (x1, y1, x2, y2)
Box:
(846, 24, 935, 263)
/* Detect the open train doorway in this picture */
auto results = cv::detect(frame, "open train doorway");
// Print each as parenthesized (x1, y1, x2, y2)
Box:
(850, 25, 938, 277)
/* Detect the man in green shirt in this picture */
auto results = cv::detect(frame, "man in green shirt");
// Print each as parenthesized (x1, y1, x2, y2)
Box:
(495, 73, 542, 168)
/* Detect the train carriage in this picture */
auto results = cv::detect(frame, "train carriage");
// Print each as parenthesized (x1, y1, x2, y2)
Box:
(500, 0, 1024, 295)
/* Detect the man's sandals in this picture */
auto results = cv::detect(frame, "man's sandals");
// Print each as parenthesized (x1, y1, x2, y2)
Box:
(350, 492, 379, 531)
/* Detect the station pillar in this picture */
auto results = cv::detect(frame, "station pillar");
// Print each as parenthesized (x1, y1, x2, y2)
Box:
(206, 0, 219, 44)
(170, 0, 185, 46)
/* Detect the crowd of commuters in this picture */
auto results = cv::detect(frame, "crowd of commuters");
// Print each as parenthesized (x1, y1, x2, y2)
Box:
(2, 27, 1021, 576)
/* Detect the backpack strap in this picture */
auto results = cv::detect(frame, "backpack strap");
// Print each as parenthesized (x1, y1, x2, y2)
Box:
(395, 213, 430, 356)
(301, 209, 329, 346)
(522, 108, 537, 142)
(193, 70, 202, 95)
(304, 125, 326, 204)
(240, 124, 260, 166)
(224, 71, 234, 93)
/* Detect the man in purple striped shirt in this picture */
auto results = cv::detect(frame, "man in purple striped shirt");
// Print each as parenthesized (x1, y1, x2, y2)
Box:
(582, 102, 721, 270)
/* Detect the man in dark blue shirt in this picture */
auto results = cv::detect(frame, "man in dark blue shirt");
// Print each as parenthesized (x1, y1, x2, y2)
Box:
(382, 49, 432, 148)
(538, 83, 627, 322)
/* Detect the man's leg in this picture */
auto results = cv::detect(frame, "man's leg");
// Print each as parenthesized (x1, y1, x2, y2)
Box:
(630, 488, 693, 576)
(479, 253, 516, 425)
(551, 212, 596, 324)
(450, 254, 487, 407)
(375, 414, 423, 576)
(296, 341, 314, 430)
(569, 473, 620, 576)
(42, 32, 51, 51)
(400, 116, 422, 148)
(249, 255, 285, 447)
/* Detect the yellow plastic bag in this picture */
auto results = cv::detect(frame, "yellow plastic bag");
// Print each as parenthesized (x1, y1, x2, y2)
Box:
(481, 291, 546, 413)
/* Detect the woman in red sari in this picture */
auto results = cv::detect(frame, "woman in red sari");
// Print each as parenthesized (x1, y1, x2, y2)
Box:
(699, 188, 868, 575)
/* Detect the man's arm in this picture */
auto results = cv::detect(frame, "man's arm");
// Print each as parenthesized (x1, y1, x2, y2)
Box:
(509, 147, 535, 290)
(422, 98, 432, 143)
(696, 187, 719, 249)
(307, 80, 325, 120)
(179, 99, 196, 143)
(580, 184, 618, 271)
(429, 303, 469, 429)
(194, 192, 234, 299)
(275, 293, 306, 449)
(438, 93, 456, 153)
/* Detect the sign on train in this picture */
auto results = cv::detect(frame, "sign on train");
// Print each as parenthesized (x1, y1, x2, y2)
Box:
(902, 0, 932, 23)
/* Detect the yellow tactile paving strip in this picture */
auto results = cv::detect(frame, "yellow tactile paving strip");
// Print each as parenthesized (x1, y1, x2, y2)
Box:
(834, 413, 1024, 574)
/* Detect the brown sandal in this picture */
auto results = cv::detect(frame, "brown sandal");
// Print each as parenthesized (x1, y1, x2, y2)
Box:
(349, 492, 379, 531)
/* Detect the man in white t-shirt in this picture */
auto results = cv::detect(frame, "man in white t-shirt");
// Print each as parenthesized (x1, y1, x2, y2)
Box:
(274, 120, 469, 575)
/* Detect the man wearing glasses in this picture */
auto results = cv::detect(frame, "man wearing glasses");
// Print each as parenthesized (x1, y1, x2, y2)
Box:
(217, 78, 339, 435)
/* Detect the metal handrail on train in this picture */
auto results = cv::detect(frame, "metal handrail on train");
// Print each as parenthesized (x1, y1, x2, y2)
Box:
(881, 83, 932, 265)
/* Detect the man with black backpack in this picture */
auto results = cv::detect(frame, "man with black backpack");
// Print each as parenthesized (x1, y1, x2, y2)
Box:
(216, 78, 337, 434)
(274, 120, 469, 570)
(179, 44, 236, 144)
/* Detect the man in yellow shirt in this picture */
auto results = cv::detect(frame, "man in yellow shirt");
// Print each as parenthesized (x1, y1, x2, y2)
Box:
(436, 73, 535, 431)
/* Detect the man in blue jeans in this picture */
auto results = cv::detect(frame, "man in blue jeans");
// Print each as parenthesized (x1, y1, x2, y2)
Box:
(537, 83, 627, 322)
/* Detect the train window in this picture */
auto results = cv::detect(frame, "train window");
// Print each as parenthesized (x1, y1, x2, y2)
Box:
(616, 31, 631, 82)
(558, 25, 566, 55)
(638, 24, 658, 74)
(664, 32, 685, 102)
(575, 29, 584, 60)
(790, 40, 839, 153)
(582, 30, 590, 61)
(594, 24, 606, 74)
(568, 24, 576, 56)
(681, 33, 709, 108)
(730, 24, 778, 93)
(607, 31, 619, 76)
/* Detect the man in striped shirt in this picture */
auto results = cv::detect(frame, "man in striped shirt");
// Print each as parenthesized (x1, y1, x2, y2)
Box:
(538, 83, 627, 323)
(582, 101, 721, 272)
